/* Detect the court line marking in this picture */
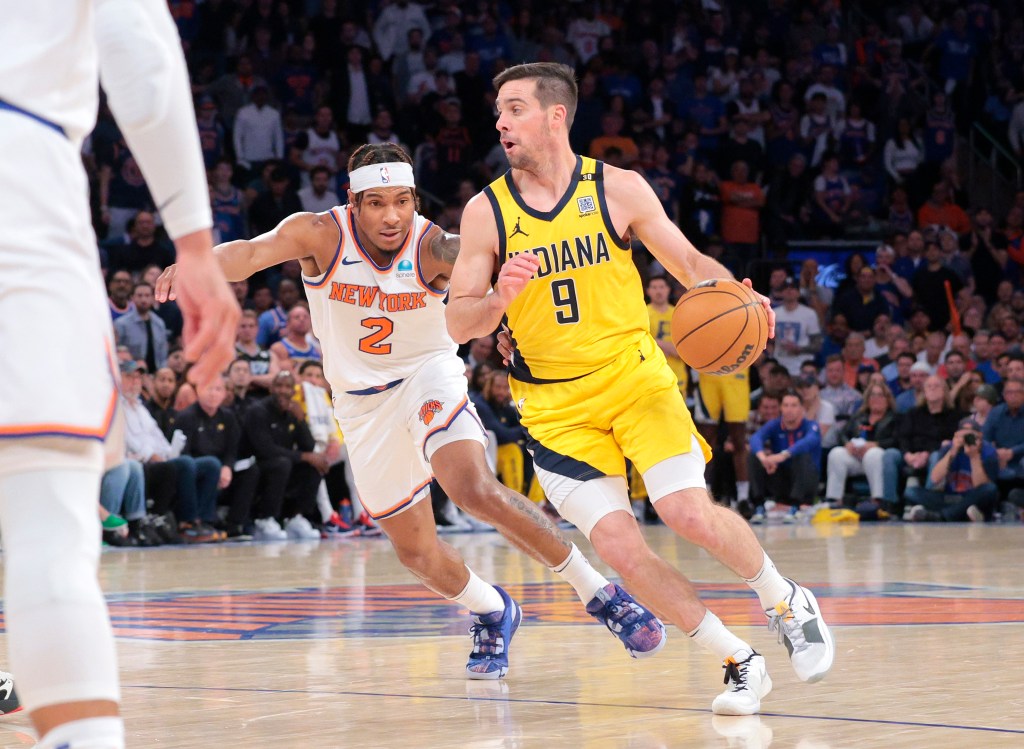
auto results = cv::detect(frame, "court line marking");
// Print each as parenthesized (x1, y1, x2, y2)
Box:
(121, 684, 1024, 735)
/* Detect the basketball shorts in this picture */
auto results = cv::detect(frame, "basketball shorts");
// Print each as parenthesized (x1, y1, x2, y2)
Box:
(694, 370, 751, 424)
(0, 110, 118, 454)
(510, 334, 711, 504)
(333, 354, 487, 521)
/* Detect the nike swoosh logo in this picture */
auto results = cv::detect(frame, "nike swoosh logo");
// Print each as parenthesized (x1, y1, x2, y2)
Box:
(341, 257, 362, 266)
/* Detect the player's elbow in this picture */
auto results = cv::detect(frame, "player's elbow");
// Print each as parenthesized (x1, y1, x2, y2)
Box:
(95, 1, 174, 132)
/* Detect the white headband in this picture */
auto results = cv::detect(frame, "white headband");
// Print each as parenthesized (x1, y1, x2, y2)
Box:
(349, 161, 416, 193)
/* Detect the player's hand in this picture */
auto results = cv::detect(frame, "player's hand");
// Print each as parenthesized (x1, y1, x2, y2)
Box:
(154, 263, 178, 303)
(171, 230, 241, 389)
(218, 466, 233, 490)
(742, 278, 775, 339)
(495, 253, 540, 307)
(496, 325, 515, 365)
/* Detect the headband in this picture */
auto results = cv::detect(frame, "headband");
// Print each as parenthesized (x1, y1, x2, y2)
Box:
(349, 161, 416, 193)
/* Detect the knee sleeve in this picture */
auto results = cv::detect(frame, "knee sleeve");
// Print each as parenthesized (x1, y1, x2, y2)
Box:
(558, 476, 631, 538)
(0, 466, 120, 710)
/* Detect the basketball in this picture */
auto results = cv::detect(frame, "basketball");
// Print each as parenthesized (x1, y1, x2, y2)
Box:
(671, 278, 768, 375)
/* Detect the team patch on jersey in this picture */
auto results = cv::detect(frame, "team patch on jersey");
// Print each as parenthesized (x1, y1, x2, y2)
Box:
(418, 399, 444, 425)
(397, 258, 414, 278)
(577, 196, 596, 215)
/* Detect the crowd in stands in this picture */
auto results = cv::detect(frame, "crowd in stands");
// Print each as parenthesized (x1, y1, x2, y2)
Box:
(82, 0, 1024, 544)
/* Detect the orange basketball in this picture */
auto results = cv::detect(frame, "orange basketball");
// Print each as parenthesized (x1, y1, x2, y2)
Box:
(671, 278, 768, 375)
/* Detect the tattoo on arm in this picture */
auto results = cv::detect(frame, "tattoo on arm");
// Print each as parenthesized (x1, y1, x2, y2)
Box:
(430, 231, 461, 268)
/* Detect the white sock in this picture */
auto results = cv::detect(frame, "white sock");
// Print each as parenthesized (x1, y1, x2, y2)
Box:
(687, 609, 752, 662)
(450, 567, 504, 614)
(37, 717, 125, 749)
(549, 543, 609, 603)
(744, 550, 793, 610)
(736, 481, 750, 501)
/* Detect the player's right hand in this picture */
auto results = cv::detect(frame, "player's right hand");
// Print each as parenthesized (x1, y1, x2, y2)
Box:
(496, 325, 515, 365)
(154, 263, 178, 303)
(495, 252, 540, 306)
(171, 230, 241, 389)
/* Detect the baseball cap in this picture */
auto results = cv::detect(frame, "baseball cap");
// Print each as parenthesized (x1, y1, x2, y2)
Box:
(119, 360, 144, 374)
(958, 416, 981, 432)
(781, 277, 798, 290)
(909, 362, 932, 375)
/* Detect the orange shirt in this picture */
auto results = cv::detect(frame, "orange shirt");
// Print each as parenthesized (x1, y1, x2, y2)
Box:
(589, 136, 639, 164)
(720, 181, 764, 244)
(917, 201, 970, 235)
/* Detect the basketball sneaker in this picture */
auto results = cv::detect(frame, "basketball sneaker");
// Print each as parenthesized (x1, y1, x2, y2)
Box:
(766, 579, 835, 683)
(711, 652, 772, 716)
(466, 586, 522, 680)
(253, 517, 288, 541)
(585, 583, 666, 658)
(355, 512, 383, 537)
(323, 511, 359, 539)
(285, 515, 321, 541)
(0, 671, 21, 714)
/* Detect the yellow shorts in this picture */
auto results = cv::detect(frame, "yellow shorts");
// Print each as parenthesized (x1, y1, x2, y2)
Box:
(509, 334, 711, 481)
(695, 370, 750, 424)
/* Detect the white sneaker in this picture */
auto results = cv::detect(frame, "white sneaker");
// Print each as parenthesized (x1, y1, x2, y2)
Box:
(966, 505, 985, 523)
(767, 579, 835, 683)
(712, 653, 772, 715)
(0, 670, 20, 714)
(285, 514, 321, 540)
(253, 517, 287, 541)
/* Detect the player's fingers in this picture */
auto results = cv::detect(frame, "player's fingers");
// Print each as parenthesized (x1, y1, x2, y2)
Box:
(154, 265, 177, 302)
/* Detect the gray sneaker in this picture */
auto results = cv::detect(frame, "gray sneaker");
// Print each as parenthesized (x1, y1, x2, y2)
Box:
(766, 579, 835, 683)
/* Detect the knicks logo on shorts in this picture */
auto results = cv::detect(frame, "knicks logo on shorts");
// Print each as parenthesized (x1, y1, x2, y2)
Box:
(418, 399, 444, 425)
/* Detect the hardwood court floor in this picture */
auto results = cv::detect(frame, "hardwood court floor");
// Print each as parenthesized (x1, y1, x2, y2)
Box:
(1, 522, 1022, 748)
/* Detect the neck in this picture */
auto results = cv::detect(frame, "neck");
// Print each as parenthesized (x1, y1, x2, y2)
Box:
(512, 145, 578, 196)
(200, 403, 218, 417)
(651, 301, 670, 312)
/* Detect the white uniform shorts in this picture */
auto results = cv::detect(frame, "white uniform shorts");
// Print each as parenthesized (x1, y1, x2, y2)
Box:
(333, 354, 487, 521)
(0, 110, 117, 447)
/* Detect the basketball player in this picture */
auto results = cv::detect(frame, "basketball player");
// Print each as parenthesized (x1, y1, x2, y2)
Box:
(0, 2, 239, 747)
(156, 142, 665, 679)
(447, 62, 834, 715)
(646, 276, 688, 396)
(694, 364, 753, 511)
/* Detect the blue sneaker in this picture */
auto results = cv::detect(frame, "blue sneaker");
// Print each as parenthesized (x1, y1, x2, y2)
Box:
(466, 586, 522, 680)
(586, 583, 666, 659)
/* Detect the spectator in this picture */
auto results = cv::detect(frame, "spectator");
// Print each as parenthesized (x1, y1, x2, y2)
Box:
(235, 309, 284, 391)
(748, 391, 822, 514)
(331, 47, 376, 143)
(718, 119, 764, 183)
(833, 267, 892, 335)
(765, 153, 812, 251)
(971, 383, 1000, 428)
(907, 417, 999, 522)
(107, 268, 135, 322)
(864, 313, 893, 362)
(196, 94, 226, 169)
(887, 351, 917, 397)
(963, 207, 1011, 306)
(210, 160, 247, 243)
(834, 101, 876, 172)
(719, 160, 764, 254)
(820, 354, 863, 430)
(244, 371, 328, 540)
(883, 117, 924, 187)
(896, 361, 933, 412)
(206, 55, 268, 127)
(589, 112, 639, 165)
(99, 459, 161, 546)
(799, 92, 833, 168)
(107, 211, 176, 275)
(371, 0, 431, 61)
(225, 357, 264, 417)
(119, 361, 222, 543)
(982, 377, 1024, 481)
(912, 241, 964, 331)
(918, 182, 971, 235)
(233, 85, 283, 177)
(916, 330, 947, 374)
(884, 374, 962, 512)
(824, 383, 899, 507)
(812, 154, 853, 237)
(773, 278, 822, 375)
(795, 375, 836, 447)
(175, 377, 255, 540)
(298, 165, 340, 214)
(96, 132, 153, 240)
(302, 106, 341, 181)
(270, 304, 322, 367)
(256, 278, 301, 347)
(249, 166, 302, 237)
(839, 333, 879, 388)
(646, 276, 688, 395)
(145, 367, 179, 439)
(114, 282, 168, 372)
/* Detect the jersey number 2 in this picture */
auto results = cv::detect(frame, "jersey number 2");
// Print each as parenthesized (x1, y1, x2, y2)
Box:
(551, 278, 580, 324)
(359, 317, 394, 355)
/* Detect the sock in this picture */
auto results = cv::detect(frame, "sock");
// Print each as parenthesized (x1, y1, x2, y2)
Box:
(744, 550, 794, 610)
(736, 481, 750, 501)
(37, 717, 125, 749)
(450, 567, 504, 614)
(687, 609, 752, 662)
(549, 543, 609, 604)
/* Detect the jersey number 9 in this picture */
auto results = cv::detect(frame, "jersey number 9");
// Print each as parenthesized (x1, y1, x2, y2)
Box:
(551, 278, 580, 325)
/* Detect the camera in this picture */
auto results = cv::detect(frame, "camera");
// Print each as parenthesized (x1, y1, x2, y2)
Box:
(964, 433, 977, 447)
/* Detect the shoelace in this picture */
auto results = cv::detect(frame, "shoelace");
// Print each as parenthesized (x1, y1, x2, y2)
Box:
(468, 617, 503, 657)
(722, 658, 750, 691)
(600, 594, 642, 634)
(768, 603, 810, 652)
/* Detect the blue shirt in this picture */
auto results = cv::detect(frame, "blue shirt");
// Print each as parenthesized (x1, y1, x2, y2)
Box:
(927, 442, 999, 493)
(982, 404, 1024, 459)
(750, 417, 822, 468)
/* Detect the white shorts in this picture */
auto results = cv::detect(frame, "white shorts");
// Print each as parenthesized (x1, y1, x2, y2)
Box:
(333, 354, 487, 521)
(0, 110, 117, 443)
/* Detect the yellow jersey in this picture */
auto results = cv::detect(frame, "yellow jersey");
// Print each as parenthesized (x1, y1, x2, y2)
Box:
(484, 155, 649, 382)
(648, 303, 688, 393)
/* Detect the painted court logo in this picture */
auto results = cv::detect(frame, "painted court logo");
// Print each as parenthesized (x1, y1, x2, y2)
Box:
(418, 399, 444, 425)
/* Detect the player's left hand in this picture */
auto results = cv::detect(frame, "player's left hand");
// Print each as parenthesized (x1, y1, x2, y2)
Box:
(496, 325, 515, 365)
(742, 278, 775, 339)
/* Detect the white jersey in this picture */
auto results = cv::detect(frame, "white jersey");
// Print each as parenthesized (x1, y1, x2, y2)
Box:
(0, 2, 99, 146)
(303, 205, 456, 394)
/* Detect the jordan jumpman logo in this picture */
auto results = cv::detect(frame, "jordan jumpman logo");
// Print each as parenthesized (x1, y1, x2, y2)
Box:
(509, 217, 529, 239)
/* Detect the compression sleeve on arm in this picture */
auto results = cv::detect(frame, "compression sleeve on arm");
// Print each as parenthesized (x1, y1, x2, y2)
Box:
(94, 0, 212, 239)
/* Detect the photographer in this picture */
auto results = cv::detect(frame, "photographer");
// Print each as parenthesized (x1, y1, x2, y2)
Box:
(906, 417, 1000, 522)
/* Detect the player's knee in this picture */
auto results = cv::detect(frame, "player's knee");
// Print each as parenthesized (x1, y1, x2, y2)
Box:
(391, 539, 438, 577)
(590, 515, 651, 579)
(656, 492, 716, 545)
(447, 475, 503, 519)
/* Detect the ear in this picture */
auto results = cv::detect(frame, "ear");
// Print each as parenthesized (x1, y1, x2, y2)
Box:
(347, 189, 357, 207)
(550, 103, 567, 127)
